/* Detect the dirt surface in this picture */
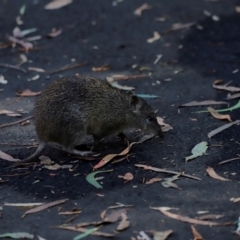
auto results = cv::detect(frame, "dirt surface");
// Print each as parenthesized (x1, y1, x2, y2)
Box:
(0, 0, 240, 239)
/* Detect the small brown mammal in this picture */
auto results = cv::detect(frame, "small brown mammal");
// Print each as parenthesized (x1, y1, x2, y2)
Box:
(14, 75, 163, 166)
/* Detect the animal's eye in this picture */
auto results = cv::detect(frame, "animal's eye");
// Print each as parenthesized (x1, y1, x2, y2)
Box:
(148, 117, 153, 121)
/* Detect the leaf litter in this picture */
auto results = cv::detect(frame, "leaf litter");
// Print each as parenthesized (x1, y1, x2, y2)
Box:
(150, 230, 173, 240)
(0, 150, 20, 162)
(118, 172, 133, 182)
(16, 89, 41, 97)
(162, 174, 182, 190)
(185, 141, 208, 162)
(134, 3, 152, 17)
(207, 120, 240, 138)
(145, 177, 162, 184)
(190, 225, 204, 240)
(206, 167, 231, 181)
(147, 31, 161, 43)
(22, 199, 68, 218)
(45, 0, 73, 10)
(151, 207, 231, 226)
(180, 100, 228, 107)
(0, 232, 34, 239)
(86, 170, 113, 188)
(0, 110, 21, 117)
(207, 107, 232, 122)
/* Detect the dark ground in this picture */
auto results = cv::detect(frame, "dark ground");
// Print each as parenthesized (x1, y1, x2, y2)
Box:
(0, 0, 240, 239)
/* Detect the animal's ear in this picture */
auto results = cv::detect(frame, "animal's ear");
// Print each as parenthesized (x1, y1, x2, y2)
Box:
(130, 95, 142, 113)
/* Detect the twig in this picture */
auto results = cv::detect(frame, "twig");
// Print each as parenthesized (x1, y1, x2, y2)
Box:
(0, 116, 33, 129)
(0, 63, 26, 73)
(135, 164, 202, 181)
(49, 62, 89, 74)
(218, 157, 240, 165)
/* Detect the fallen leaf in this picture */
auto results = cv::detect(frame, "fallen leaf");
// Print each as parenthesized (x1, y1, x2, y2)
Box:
(116, 213, 130, 231)
(109, 81, 135, 91)
(150, 230, 173, 240)
(16, 89, 41, 97)
(118, 172, 133, 182)
(86, 170, 113, 188)
(169, 22, 195, 31)
(236, 6, 240, 13)
(13, 27, 37, 38)
(191, 225, 204, 240)
(151, 207, 231, 226)
(208, 120, 240, 138)
(37, 236, 46, 240)
(44, 163, 61, 170)
(236, 216, 240, 235)
(230, 197, 240, 203)
(134, 3, 151, 16)
(73, 227, 99, 240)
(136, 94, 160, 99)
(145, 177, 162, 184)
(56, 225, 115, 237)
(185, 142, 208, 162)
(45, 0, 72, 10)
(108, 203, 134, 209)
(28, 67, 45, 72)
(93, 134, 154, 169)
(180, 100, 228, 107)
(0, 232, 34, 239)
(22, 199, 68, 218)
(206, 167, 230, 181)
(156, 117, 173, 132)
(198, 214, 224, 220)
(0, 75, 8, 84)
(0, 110, 21, 117)
(59, 209, 81, 215)
(0, 150, 20, 162)
(4, 202, 44, 207)
(213, 81, 240, 92)
(162, 174, 182, 189)
(92, 65, 109, 72)
(48, 28, 62, 37)
(28, 75, 40, 82)
(147, 31, 161, 43)
(226, 92, 240, 100)
(136, 231, 151, 240)
(8, 36, 33, 51)
(39, 156, 54, 165)
(207, 107, 232, 122)
(104, 209, 126, 223)
(196, 100, 240, 113)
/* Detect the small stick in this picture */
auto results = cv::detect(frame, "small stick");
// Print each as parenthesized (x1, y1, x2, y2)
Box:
(0, 116, 33, 129)
(135, 164, 202, 181)
(49, 62, 89, 74)
(0, 63, 26, 73)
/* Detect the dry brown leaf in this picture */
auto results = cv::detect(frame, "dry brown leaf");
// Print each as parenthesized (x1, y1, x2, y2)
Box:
(151, 207, 231, 226)
(94, 134, 154, 169)
(59, 209, 81, 215)
(56, 225, 115, 237)
(208, 120, 240, 138)
(116, 213, 130, 231)
(147, 31, 161, 43)
(157, 117, 173, 132)
(230, 197, 240, 203)
(145, 177, 162, 184)
(191, 225, 204, 240)
(212, 82, 240, 92)
(48, 28, 62, 37)
(118, 172, 133, 182)
(28, 67, 45, 73)
(39, 156, 54, 165)
(0, 110, 21, 117)
(16, 89, 41, 97)
(108, 203, 134, 209)
(22, 199, 68, 218)
(0, 150, 20, 162)
(100, 209, 107, 220)
(45, 0, 72, 10)
(206, 167, 230, 181)
(162, 174, 182, 190)
(170, 22, 195, 31)
(150, 230, 173, 240)
(44, 163, 61, 170)
(92, 65, 109, 72)
(134, 3, 151, 16)
(180, 100, 228, 107)
(207, 107, 232, 122)
(103, 209, 126, 223)
(226, 92, 240, 100)
(198, 214, 224, 220)
(8, 36, 33, 51)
